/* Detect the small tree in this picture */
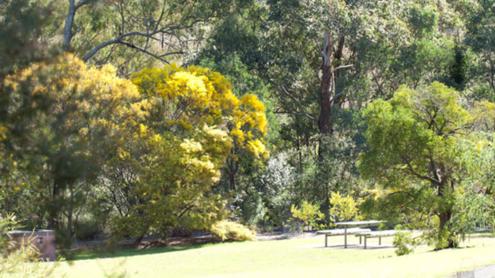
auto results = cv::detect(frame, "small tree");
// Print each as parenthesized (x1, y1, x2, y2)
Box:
(290, 201, 323, 231)
(359, 82, 490, 249)
(329, 192, 359, 222)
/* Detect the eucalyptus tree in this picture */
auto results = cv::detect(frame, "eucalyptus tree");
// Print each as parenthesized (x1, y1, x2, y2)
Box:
(359, 82, 493, 249)
(465, 0, 495, 100)
(258, 0, 465, 220)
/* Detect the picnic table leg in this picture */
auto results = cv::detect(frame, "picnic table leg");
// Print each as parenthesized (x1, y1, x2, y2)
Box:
(359, 235, 362, 244)
(364, 236, 367, 249)
(325, 234, 328, 247)
(344, 228, 347, 248)
(379, 236, 382, 246)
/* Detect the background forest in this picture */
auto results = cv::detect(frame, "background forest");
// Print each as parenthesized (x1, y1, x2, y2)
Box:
(2, 0, 495, 251)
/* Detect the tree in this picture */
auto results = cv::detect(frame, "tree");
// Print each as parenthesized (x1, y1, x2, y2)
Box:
(1, 54, 139, 245)
(359, 82, 484, 249)
(465, 0, 495, 99)
(0, 0, 55, 79)
(290, 201, 323, 231)
(329, 192, 358, 222)
(105, 64, 268, 242)
(257, 0, 464, 223)
(58, 0, 239, 73)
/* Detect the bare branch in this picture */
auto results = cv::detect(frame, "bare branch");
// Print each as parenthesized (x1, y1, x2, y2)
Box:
(335, 64, 353, 71)
(82, 24, 191, 61)
(116, 41, 173, 64)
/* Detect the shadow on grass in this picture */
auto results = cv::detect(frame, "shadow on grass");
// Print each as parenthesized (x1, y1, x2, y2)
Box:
(317, 244, 393, 250)
(71, 242, 210, 261)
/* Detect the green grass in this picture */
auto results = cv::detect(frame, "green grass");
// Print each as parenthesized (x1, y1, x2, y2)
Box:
(54, 234, 495, 278)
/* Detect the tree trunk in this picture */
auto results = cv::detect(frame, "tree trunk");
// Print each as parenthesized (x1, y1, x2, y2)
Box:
(438, 208, 456, 248)
(318, 32, 334, 137)
(437, 179, 456, 249)
(66, 183, 75, 248)
(226, 156, 238, 191)
(48, 182, 60, 230)
(133, 234, 145, 247)
(317, 32, 335, 222)
(317, 32, 348, 223)
(63, 0, 76, 51)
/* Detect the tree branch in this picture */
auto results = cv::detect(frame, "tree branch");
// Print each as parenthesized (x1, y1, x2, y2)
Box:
(335, 64, 353, 71)
(75, 0, 91, 9)
(402, 158, 440, 185)
(117, 41, 175, 64)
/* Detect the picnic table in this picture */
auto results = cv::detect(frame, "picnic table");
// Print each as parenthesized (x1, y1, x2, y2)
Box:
(355, 230, 397, 249)
(317, 220, 383, 248)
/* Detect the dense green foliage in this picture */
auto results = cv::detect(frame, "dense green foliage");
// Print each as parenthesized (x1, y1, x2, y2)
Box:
(360, 82, 495, 248)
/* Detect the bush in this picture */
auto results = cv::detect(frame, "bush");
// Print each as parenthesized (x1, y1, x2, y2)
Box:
(329, 192, 359, 222)
(290, 201, 323, 231)
(393, 230, 417, 256)
(210, 221, 256, 242)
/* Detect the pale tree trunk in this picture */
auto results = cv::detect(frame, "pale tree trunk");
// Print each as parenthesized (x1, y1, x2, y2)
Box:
(63, 0, 91, 51)
(318, 32, 335, 137)
(317, 32, 335, 222)
(317, 32, 348, 223)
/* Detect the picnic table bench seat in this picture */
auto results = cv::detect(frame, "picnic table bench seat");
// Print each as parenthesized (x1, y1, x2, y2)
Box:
(355, 230, 397, 249)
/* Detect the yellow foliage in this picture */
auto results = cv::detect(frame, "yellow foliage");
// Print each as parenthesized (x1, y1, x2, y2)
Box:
(210, 220, 256, 241)
(0, 125, 7, 141)
(131, 64, 269, 160)
(180, 139, 204, 153)
(329, 192, 359, 222)
(291, 201, 323, 231)
(4, 54, 140, 136)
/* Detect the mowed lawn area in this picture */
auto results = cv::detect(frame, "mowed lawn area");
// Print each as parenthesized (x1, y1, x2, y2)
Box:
(55, 234, 495, 278)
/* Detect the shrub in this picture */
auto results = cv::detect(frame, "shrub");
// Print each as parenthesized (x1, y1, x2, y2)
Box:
(329, 192, 359, 222)
(210, 221, 256, 242)
(393, 230, 417, 256)
(75, 217, 102, 241)
(290, 201, 323, 231)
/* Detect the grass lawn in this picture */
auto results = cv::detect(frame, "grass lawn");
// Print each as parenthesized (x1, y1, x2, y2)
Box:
(54, 234, 495, 278)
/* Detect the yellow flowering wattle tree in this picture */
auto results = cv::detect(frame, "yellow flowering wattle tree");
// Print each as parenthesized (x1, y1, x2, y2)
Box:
(1, 55, 269, 244)
(107, 65, 269, 242)
(130, 65, 268, 158)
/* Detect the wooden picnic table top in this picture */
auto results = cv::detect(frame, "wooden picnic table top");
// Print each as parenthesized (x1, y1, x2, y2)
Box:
(334, 220, 383, 227)
(317, 227, 370, 235)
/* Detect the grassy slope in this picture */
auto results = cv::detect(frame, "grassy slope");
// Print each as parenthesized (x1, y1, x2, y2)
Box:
(55, 234, 495, 278)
